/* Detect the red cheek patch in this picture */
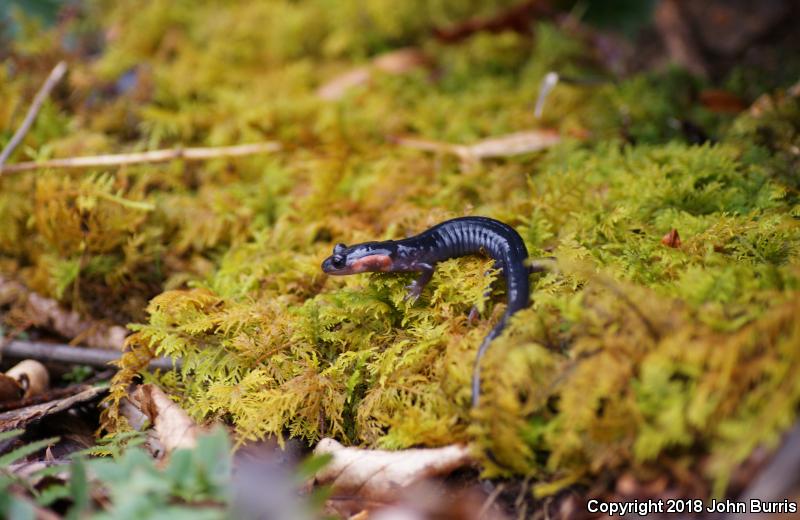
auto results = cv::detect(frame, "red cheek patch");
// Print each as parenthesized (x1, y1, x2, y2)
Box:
(352, 254, 393, 272)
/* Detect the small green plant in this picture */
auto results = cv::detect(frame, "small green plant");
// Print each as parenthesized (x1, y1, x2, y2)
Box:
(81, 428, 232, 519)
(0, 430, 59, 520)
(61, 365, 95, 384)
(2, 427, 328, 519)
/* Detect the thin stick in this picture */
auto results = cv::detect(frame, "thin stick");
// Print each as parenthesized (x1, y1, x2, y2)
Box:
(478, 482, 506, 519)
(0, 61, 68, 168)
(2, 339, 179, 371)
(0, 142, 282, 175)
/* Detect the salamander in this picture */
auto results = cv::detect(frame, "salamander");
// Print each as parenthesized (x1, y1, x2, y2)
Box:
(321, 216, 531, 407)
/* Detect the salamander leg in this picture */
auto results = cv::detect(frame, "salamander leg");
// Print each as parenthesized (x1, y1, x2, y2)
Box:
(404, 264, 434, 303)
(527, 256, 557, 274)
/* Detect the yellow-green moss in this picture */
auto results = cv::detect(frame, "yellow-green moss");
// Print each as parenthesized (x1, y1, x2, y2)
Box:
(1, 0, 799, 499)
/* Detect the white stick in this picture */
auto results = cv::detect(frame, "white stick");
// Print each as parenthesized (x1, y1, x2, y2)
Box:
(0, 142, 282, 175)
(0, 61, 68, 168)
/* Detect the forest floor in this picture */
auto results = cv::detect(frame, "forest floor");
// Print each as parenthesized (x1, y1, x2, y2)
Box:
(1, 1, 799, 519)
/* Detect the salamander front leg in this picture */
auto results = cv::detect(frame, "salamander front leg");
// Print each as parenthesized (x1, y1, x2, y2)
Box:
(528, 256, 557, 274)
(404, 263, 434, 303)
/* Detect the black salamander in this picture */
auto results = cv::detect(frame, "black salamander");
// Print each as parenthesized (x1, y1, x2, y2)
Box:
(321, 216, 531, 407)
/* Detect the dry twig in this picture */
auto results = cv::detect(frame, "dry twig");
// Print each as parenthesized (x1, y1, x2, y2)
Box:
(2, 340, 177, 371)
(0, 385, 106, 432)
(478, 483, 506, 519)
(0, 142, 281, 175)
(391, 130, 561, 167)
(0, 61, 68, 168)
(654, 0, 708, 78)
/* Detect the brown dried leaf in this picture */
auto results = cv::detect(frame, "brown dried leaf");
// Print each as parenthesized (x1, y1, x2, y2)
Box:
(25, 292, 128, 349)
(313, 438, 473, 501)
(329, 481, 508, 520)
(130, 383, 200, 453)
(0, 374, 23, 403)
(699, 89, 746, 114)
(0, 275, 128, 349)
(661, 228, 682, 248)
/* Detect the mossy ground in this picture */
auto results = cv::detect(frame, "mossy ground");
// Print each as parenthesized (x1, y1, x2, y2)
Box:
(2, 0, 799, 497)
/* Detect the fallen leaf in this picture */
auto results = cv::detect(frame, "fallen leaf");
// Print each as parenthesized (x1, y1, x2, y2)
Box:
(324, 475, 507, 520)
(0, 374, 23, 402)
(313, 438, 473, 501)
(661, 229, 681, 248)
(130, 383, 201, 453)
(0, 275, 128, 349)
(699, 89, 746, 113)
(317, 48, 430, 101)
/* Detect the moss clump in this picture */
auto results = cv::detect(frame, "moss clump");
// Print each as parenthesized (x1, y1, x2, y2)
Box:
(1, 0, 799, 498)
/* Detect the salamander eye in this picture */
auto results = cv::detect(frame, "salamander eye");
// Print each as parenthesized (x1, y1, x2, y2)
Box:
(331, 255, 346, 268)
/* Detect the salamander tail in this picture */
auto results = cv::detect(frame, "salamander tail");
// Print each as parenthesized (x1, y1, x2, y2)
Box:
(471, 311, 512, 407)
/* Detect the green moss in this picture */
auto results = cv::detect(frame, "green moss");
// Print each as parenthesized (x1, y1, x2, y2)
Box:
(1, 0, 799, 499)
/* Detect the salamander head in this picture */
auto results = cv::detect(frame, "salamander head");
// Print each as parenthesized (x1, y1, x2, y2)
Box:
(321, 242, 395, 275)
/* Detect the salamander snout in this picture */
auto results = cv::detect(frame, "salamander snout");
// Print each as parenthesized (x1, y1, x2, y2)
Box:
(322, 243, 351, 274)
(322, 242, 395, 275)
(321, 254, 347, 273)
